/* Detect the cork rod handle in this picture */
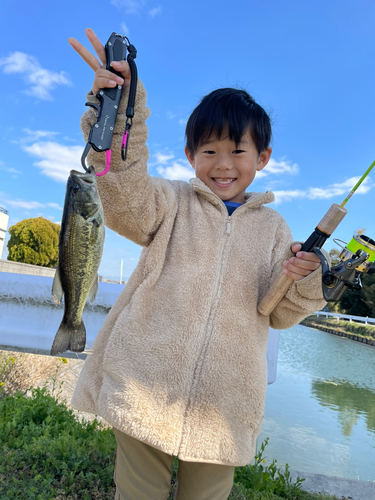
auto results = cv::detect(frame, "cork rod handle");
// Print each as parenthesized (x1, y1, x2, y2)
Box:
(257, 203, 347, 317)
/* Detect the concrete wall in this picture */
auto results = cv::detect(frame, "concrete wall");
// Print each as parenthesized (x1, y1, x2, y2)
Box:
(0, 271, 279, 384)
(0, 271, 123, 353)
(0, 259, 56, 277)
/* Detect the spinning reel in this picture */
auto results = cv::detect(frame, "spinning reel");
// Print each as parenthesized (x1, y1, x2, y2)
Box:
(314, 233, 375, 302)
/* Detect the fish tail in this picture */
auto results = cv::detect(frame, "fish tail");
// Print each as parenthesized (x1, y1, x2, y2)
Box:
(50, 320, 86, 356)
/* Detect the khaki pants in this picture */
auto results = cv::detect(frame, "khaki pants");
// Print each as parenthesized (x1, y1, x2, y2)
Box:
(113, 428, 235, 500)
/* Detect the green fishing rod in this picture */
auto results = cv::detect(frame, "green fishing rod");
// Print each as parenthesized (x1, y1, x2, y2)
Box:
(258, 160, 375, 316)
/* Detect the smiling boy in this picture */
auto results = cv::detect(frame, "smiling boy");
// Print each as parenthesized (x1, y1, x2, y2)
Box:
(70, 30, 325, 500)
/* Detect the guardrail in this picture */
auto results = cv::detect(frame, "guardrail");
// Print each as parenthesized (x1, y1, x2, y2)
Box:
(313, 311, 375, 326)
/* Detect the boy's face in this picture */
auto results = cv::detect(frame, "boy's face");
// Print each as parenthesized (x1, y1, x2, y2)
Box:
(185, 131, 271, 204)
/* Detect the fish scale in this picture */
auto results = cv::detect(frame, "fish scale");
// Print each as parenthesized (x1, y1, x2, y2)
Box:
(50, 166, 105, 356)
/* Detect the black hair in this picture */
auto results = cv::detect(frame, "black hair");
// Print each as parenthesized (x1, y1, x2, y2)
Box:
(185, 88, 271, 156)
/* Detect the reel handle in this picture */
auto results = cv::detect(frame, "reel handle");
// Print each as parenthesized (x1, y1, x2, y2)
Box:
(257, 203, 347, 317)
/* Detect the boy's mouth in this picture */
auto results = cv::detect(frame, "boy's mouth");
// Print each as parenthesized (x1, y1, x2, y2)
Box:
(212, 178, 236, 186)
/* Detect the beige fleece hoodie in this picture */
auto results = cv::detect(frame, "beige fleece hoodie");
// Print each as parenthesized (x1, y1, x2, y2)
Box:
(71, 80, 326, 466)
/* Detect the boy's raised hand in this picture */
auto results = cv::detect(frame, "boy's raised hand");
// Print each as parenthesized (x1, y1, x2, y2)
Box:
(68, 28, 131, 95)
(283, 243, 321, 281)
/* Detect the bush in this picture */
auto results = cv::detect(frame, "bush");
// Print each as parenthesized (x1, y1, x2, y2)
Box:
(0, 386, 116, 499)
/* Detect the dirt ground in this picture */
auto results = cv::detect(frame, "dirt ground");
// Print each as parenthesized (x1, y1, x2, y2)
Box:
(0, 349, 109, 426)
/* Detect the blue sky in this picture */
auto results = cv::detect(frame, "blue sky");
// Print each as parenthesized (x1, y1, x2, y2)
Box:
(1, 0, 375, 279)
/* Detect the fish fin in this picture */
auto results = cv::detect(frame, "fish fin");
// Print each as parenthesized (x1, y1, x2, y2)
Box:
(50, 321, 86, 356)
(51, 267, 64, 305)
(87, 277, 99, 304)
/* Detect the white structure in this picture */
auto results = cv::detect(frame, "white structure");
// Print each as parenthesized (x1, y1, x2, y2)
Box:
(0, 207, 9, 259)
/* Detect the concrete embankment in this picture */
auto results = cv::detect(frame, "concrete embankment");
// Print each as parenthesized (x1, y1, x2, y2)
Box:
(301, 317, 375, 347)
(0, 264, 280, 384)
(0, 266, 124, 352)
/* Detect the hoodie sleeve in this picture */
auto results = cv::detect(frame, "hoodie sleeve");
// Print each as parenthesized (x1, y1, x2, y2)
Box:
(267, 218, 327, 329)
(80, 80, 178, 247)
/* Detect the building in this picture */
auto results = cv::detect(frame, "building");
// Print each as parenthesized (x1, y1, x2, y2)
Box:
(0, 207, 9, 259)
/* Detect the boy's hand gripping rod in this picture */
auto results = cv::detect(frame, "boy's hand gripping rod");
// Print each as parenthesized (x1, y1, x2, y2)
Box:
(81, 32, 138, 176)
(257, 161, 375, 316)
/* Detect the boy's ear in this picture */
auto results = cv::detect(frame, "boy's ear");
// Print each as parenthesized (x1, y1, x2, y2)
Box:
(185, 146, 195, 169)
(256, 147, 272, 172)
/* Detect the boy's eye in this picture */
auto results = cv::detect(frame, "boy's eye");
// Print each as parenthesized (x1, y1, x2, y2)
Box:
(203, 150, 216, 155)
(233, 150, 245, 154)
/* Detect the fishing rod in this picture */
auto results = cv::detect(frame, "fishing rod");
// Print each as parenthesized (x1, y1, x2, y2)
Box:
(258, 160, 375, 316)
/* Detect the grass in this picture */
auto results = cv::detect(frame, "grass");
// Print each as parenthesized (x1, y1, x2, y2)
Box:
(0, 355, 349, 500)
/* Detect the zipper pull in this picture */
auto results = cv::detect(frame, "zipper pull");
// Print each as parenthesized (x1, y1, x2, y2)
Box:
(226, 218, 231, 234)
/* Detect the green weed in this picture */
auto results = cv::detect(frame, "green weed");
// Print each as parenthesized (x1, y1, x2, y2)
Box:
(0, 380, 348, 500)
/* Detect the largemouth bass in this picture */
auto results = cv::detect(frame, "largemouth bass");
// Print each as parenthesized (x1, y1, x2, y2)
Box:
(50, 166, 105, 355)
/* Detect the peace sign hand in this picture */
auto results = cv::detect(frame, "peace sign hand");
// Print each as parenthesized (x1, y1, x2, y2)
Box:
(68, 28, 131, 95)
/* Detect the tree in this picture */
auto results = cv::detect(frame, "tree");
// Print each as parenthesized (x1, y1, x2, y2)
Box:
(328, 248, 340, 266)
(335, 271, 375, 317)
(7, 217, 60, 268)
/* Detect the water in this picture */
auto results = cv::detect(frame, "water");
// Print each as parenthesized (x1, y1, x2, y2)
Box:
(259, 324, 375, 481)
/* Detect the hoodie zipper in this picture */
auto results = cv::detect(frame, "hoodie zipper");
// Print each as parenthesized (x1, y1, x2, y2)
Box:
(177, 214, 232, 455)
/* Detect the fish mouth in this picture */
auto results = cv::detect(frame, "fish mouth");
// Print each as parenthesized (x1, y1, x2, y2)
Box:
(69, 169, 95, 186)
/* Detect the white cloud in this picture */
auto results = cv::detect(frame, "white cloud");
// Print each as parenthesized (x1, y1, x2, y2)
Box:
(149, 6, 161, 17)
(0, 192, 62, 211)
(167, 111, 175, 120)
(13, 128, 60, 145)
(22, 141, 83, 183)
(0, 164, 21, 175)
(120, 22, 130, 36)
(272, 190, 305, 204)
(152, 152, 175, 165)
(256, 158, 299, 179)
(158, 161, 194, 181)
(151, 151, 193, 181)
(273, 176, 373, 204)
(179, 118, 187, 126)
(0, 52, 71, 100)
(112, 0, 145, 14)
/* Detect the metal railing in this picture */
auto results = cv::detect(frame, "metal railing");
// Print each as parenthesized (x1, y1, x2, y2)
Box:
(0, 207, 8, 215)
(313, 311, 375, 326)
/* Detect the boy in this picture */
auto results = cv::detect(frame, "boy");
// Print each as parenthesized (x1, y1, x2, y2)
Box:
(70, 29, 324, 500)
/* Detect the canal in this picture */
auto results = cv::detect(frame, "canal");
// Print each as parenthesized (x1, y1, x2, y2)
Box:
(260, 324, 375, 481)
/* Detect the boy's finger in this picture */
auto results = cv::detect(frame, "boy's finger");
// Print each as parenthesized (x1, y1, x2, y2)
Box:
(85, 28, 107, 67)
(288, 256, 320, 270)
(283, 268, 305, 281)
(295, 251, 321, 262)
(291, 243, 302, 253)
(96, 68, 124, 83)
(283, 261, 311, 277)
(68, 37, 101, 71)
(111, 60, 132, 80)
(93, 77, 123, 94)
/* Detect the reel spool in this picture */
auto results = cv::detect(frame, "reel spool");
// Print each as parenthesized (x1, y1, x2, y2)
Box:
(313, 233, 375, 302)
(342, 234, 375, 271)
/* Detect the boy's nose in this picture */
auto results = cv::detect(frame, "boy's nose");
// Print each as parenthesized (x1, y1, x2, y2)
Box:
(215, 154, 233, 170)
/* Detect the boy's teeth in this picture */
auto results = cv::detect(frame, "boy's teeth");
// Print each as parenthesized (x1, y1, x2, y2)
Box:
(214, 178, 235, 184)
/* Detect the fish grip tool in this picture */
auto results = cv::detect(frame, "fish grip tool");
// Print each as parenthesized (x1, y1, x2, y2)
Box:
(81, 32, 138, 175)
(257, 160, 375, 316)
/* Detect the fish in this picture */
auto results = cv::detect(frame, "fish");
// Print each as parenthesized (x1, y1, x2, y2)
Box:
(50, 166, 105, 355)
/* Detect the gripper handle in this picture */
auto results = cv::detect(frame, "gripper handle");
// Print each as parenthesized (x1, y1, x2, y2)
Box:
(257, 203, 347, 317)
